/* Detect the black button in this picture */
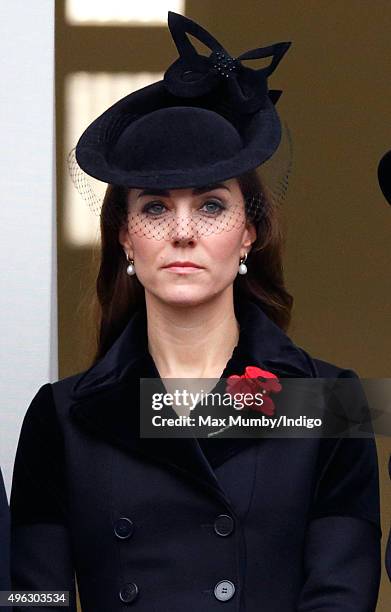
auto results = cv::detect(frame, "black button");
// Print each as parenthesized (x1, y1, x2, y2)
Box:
(119, 582, 139, 603)
(114, 517, 134, 540)
(214, 514, 234, 536)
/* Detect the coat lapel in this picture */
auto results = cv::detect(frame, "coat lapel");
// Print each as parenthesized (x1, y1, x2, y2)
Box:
(69, 296, 317, 506)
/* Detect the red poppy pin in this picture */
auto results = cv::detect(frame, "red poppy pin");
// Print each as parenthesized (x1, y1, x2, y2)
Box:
(225, 365, 282, 416)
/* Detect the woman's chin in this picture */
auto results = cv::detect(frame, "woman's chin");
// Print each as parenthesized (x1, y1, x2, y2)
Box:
(156, 289, 216, 308)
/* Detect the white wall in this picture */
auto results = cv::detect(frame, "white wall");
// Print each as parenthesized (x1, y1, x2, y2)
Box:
(0, 1, 57, 499)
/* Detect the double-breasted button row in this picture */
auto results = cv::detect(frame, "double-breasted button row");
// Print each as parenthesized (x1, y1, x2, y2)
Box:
(214, 580, 235, 601)
(118, 580, 234, 603)
(114, 517, 134, 540)
(213, 516, 235, 602)
(119, 582, 139, 603)
(214, 514, 234, 536)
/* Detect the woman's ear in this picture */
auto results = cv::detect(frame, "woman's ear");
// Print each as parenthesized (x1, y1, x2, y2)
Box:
(118, 225, 133, 257)
(242, 222, 257, 250)
(119, 188, 136, 255)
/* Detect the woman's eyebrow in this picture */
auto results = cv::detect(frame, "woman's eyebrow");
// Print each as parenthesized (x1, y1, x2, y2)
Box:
(137, 183, 230, 198)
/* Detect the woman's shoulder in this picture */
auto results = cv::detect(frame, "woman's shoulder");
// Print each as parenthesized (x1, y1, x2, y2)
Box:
(305, 352, 361, 379)
(51, 370, 87, 399)
(22, 370, 88, 429)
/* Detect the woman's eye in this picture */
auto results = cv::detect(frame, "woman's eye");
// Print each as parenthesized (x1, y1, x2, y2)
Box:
(201, 200, 225, 215)
(141, 199, 225, 217)
(142, 201, 166, 215)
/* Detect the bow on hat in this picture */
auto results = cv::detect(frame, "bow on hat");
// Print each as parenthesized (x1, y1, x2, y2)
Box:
(164, 11, 291, 114)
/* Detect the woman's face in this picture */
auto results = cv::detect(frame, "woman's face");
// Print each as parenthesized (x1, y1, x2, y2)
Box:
(118, 178, 256, 308)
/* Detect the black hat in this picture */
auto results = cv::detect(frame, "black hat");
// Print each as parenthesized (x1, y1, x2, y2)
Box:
(378, 149, 391, 205)
(74, 11, 291, 190)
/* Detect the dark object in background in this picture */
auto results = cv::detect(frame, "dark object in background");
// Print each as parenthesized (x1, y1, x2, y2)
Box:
(0, 467, 10, 611)
(377, 149, 391, 205)
(378, 150, 391, 579)
(386, 455, 391, 581)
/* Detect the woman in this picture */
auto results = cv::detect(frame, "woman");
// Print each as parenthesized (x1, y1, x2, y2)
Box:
(10, 12, 382, 612)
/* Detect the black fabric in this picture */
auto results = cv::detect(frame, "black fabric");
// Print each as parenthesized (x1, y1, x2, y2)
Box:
(196, 335, 261, 469)
(197, 436, 256, 469)
(10, 385, 69, 527)
(0, 467, 10, 612)
(9, 297, 382, 611)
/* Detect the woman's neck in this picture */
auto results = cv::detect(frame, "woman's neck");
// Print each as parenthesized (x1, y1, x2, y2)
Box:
(145, 291, 240, 380)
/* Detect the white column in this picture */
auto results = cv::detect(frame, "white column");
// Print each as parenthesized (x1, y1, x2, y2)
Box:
(0, 1, 57, 500)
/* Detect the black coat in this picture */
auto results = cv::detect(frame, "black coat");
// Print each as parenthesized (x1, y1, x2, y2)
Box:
(10, 298, 382, 611)
(0, 467, 10, 611)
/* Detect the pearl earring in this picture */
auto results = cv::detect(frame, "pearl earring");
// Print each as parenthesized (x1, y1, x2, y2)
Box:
(126, 253, 136, 276)
(238, 253, 248, 275)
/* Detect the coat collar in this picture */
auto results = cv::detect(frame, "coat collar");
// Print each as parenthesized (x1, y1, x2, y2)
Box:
(71, 296, 316, 399)
(69, 297, 317, 509)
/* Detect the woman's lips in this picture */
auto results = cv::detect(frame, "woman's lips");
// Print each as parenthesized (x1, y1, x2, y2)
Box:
(163, 265, 204, 273)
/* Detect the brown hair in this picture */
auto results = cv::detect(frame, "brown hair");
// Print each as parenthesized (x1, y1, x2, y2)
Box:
(90, 169, 293, 365)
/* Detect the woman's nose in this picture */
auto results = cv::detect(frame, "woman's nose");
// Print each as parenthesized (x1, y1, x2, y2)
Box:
(168, 212, 198, 242)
